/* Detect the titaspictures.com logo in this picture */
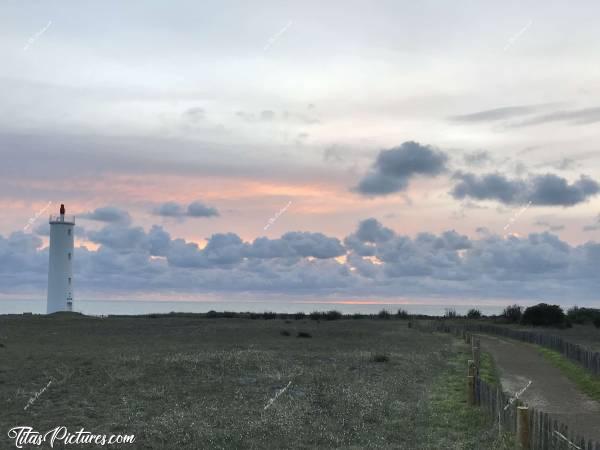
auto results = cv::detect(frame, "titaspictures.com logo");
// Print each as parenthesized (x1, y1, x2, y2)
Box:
(8, 426, 135, 448)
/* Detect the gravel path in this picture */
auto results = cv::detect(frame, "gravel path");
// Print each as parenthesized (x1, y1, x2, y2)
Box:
(477, 334, 600, 442)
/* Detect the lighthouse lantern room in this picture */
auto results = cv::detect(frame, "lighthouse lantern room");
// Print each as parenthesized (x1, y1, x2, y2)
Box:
(47, 204, 75, 314)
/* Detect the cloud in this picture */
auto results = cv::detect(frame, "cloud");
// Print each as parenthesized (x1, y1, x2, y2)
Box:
(451, 105, 543, 122)
(511, 107, 600, 127)
(463, 150, 492, 167)
(3, 219, 600, 303)
(583, 214, 600, 231)
(153, 200, 219, 218)
(534, 220, 565, 232)
(355, 141, 449, 196)
(153, 202, 185, 217)
(183, 107, 205, 122)
(80, 206, 131, 225)
(451, 172, 600, 206)
(187, 201, 219, 217)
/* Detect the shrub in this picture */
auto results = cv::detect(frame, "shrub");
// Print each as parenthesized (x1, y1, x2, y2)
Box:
(294, 312, 306, 320)
(372, 353, 389, 363)
(280, 330, 291, 336)
(352, 313, 365, 320)
(325, 310, 343, 321)
(502, 304, 522, 323)
(249, 312, 261, 320)
(297, 331, 312, 338)
(206, 310, 218, 318)
(567, 306, 600, 325)
(263, 311, 277, 320)
(594, 317, 600, 329)
(521, 303, 566, 327)
(223, 311, 236, 318)
(378, 309, 391, 319)
(396, 309, 410, 319)
(467, 309, 482, 319)
(444, 308, 458, 318)
(309, 311, 323, 321)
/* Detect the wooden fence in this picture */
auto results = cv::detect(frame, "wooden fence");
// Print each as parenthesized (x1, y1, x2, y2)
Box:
(421, 320, 600, 376)
(477, 376, 600, 449)
(412, 320, 600, 449)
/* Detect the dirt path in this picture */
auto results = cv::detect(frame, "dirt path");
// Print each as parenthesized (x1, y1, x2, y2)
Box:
(477, 334, 600, 442)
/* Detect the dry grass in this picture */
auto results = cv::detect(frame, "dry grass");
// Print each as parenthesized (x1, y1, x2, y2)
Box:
(0, 314, 504, 449)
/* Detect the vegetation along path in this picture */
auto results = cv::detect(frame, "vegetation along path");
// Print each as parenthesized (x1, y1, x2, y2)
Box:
(477, 334, 600, 442)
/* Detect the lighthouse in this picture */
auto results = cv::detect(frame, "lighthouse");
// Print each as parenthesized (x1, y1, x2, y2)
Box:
(47, 204, 75, 314)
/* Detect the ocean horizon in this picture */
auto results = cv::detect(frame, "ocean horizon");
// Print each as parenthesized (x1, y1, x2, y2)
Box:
(0, 298, 517, 316)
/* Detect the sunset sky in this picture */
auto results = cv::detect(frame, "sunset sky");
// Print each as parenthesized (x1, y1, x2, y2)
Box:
(1, 1, 600, 307)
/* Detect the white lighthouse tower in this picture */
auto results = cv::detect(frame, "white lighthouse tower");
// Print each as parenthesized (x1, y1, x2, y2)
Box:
(47, 204, 75, 314)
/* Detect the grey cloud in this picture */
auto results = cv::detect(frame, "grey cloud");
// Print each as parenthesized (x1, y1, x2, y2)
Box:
(81, 206, 131, 225)
(3, 218, 600, 302)
(583, 214, 600, 231)
(451, 105, 543, 122)
(451, 172, 600, 206)
(183, 107, 205, 122)
(463, 150, 492, 167)
(187, 201, 219, 217)
(534, 220, 565, 232)
(153, 201, 219, 218)
(511, 107, 600, 127)
(355, 141, 449, 196)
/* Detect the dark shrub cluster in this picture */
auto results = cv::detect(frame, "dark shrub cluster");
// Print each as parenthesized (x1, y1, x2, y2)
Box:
(280, 330, 291, 336)
(444, 308, 458, 318)
(467, 309, 482, 319)
(396, 309, 410, 319)
(521, 303, 567, 327)
(567, 306, 600, 325)
(297, 331, 312, 338)
(378, 309, 391, 319)
(294, 312, 306, 320)
(263, 311, 277, 320)
(502, 304, 523, 323)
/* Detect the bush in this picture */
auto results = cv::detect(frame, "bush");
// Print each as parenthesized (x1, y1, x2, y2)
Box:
(280, 330, 291, 336)
(444, 308, 458, 318)
(378, 309, 391, 319)
(206, 310, 218, 318)
(594, 317, 600, 329)
(325, 310, 343, 321)
(467, 309, 482, 319)
(309, 311, 323, 321)
(567, 306, 600, 325)
(223, 311, 236, 318)
(294, 312, 306, 320)
(502, 304, 522, 323)
(396, 309, 409, 319)
(263, 311, 277, 320)
(297, 331, 312, 338)
(352, 313, 366, 320)
(521, 303, 566, 327)
(371, 353, 389, 363)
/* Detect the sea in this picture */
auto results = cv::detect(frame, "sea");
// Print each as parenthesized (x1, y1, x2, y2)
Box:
(0, 298, 507, 317)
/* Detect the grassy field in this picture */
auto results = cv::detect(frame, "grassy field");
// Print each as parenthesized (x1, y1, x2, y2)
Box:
(1, 314, 508, 449)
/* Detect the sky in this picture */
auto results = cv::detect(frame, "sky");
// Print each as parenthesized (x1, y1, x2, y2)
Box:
(1, 0, 600, 308)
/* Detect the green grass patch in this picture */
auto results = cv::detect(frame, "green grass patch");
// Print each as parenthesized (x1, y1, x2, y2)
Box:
(538, 347, 600, 401)
(479, 351, 500, 386)
(419, 344, 513, 449)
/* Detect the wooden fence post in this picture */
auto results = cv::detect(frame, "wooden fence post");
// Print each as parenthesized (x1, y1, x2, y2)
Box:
(468, 359, 476, 377)
(472, 338, 481, 372)
(517, 406, 530, 449)
(467, 375, 475, 406)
